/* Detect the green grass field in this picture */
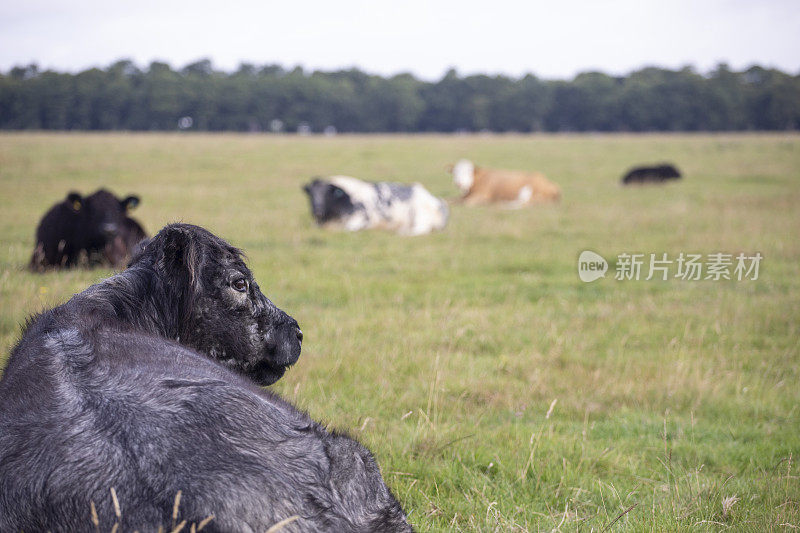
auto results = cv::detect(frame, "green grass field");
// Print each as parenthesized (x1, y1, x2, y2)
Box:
(0, 133, 798, 531)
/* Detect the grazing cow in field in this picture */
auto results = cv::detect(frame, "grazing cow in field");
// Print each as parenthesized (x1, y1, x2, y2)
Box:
(621, 164, 682, 185)
(29, 189, 147, 270)
(449, 159, 561, 207)
(0, 224, 412, 533)
(303, 176, 448, 235)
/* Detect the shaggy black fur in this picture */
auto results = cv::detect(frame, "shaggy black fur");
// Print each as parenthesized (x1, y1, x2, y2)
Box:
(29, 189, 147, 270)
(0, 223, 412, 532)
(621, 164, 682, 185)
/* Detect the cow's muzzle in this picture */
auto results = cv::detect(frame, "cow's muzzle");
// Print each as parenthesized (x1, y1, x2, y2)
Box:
(101, 222, 120, 238)
(253, 317, 302, 385)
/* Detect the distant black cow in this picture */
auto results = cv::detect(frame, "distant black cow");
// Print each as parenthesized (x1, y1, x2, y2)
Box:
(621, 164, 682, 185)
(29, 189, 147, 270)
(0, 223, 412, 532)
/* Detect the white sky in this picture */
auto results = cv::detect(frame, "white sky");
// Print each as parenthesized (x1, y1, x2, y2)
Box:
(1, 0, 798, 80)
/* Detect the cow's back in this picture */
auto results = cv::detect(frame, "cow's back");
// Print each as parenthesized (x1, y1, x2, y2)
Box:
(0, 323, 407, 532)
(473, 167, 560, 202)
(375, 182, 448, 235)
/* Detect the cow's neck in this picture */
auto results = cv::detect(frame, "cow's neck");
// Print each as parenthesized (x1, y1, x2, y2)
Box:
(81, 266, 183, 341)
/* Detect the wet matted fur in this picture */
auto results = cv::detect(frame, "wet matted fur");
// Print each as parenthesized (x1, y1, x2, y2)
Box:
(0, 223, 412, 532)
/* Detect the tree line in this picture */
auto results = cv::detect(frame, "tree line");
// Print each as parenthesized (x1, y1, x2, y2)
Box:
(1, 59, 798, 132)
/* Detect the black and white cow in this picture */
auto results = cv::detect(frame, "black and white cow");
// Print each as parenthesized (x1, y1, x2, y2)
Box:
(621, 164, 682, 185)
(303, 176, 448, 235)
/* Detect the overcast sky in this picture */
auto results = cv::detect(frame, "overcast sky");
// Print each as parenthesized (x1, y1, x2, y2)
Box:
(1, 0, 798, 80)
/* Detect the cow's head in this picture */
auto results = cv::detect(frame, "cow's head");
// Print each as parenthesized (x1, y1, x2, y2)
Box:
(138, 224, 302, 386)
(302, 178, 355, 225)
(451, 159, 475, 192)
(67, 189, 141, 246)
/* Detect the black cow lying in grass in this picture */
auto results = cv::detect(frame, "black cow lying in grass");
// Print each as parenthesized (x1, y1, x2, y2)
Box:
(29, 189, 147, 270)
(621, 164, 682, 185)
(0, 224, 412, 532)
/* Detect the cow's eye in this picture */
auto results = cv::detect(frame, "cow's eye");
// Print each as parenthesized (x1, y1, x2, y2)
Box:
(231, 278, 248, 293)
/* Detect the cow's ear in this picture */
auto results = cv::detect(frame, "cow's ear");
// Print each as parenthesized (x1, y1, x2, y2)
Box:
(156, 226, 201, 293)
(66, 192, 83, 211)
(302, 183, 311, 194)
(121, 195, 141, 212)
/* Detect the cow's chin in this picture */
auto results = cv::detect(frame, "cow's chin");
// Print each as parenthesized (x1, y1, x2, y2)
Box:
(313, 214, 337, 226)
(317, 217, 349, 230)
(250, 360, 288, 386)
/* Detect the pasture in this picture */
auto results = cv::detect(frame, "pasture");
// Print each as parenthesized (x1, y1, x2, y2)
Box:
(0, 132, 798, 531)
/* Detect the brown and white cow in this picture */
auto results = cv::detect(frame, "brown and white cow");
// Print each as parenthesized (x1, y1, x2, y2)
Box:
(450, 159, 561, 207)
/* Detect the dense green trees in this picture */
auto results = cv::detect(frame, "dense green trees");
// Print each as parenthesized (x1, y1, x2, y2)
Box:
(0, 60, 798, 132)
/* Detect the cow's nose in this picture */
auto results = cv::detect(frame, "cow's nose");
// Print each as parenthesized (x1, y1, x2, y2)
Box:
(101, 222, 119, 236)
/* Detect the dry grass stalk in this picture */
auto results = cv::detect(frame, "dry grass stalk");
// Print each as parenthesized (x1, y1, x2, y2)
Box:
(110, 487, 122, 519)
(602, 504, 636, 532)
(265, 515, 300, 532)
(545, 398, 557, 419)
(721, 495, 739, 519)
(197, 515, 215, 531)
(90, 500, 100, 533)
(172, 490, 182, 529)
